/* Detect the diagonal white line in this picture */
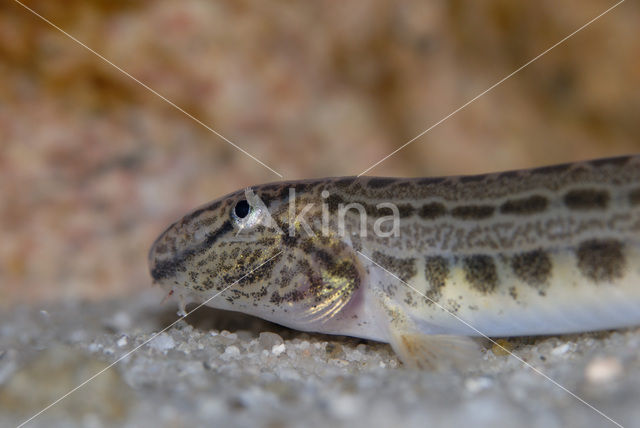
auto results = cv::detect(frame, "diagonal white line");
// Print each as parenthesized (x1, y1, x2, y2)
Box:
(16, 250, 283, 428)
(357, 0, 625, 177)
(357, 250, 624, 428)
(13, 0, 283, 179)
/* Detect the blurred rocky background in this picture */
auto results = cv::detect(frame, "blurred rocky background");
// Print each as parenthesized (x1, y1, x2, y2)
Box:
(1, 0, 639, 303)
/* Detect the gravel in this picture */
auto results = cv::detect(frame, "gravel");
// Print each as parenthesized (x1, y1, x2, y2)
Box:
(1, 290, 639, 428)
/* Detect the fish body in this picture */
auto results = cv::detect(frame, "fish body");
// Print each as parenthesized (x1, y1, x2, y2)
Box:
(149, 155, 640, 368)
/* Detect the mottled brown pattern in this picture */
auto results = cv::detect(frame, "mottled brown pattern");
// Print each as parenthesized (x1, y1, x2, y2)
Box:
(234, 250, 282, 288)
(150, 220, 234, 282)
(576, 239, 626, 282)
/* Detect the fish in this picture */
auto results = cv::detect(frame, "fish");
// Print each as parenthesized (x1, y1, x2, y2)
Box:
(148, 155, 640, 369)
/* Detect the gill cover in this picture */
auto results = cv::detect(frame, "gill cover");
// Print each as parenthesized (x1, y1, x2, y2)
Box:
(269, 236, 363, 328)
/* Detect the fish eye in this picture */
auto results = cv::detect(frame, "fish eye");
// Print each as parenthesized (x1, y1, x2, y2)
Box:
(233, 199, 251, 219)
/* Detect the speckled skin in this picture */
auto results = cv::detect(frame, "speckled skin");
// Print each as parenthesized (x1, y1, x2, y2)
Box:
(149, 155, 640, 366)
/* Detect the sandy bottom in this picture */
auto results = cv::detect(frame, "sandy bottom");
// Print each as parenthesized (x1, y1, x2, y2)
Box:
(1, 290, 638, 428)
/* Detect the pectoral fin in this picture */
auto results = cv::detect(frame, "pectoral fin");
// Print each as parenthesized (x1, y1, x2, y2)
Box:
(366, 273, 485, 371)
(388, 329, 483, 371)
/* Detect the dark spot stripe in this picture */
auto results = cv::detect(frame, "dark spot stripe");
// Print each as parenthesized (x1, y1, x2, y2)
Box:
(424, 256, 449, 303)
(531, 162, 571, 175)
(451, 205, 495, 220)
(326, 194, 345, 212)
(497, 170, 520, 180)
(564, 189, 609, 210)
(260, 184, 282, 192)
(327, 195, 406, 217)
(419, 202, 447, 219)
(459, 174, 488, 183)
(417, 177, 446, 186)
(576, 239, 626, 283)
(372, 251, 416, 282)
(334, 177, 357, 188)
(463, 255, 498, 293)
(589, 155, 631, 168)
(396, 204, 416, 218)
(259, 192, 274, 207)
(356, 200, 380, 216)
(368, 178, 396, 188)
(629, 188, 640, 206)
(510, 249, 552, 287)
(500, 195, 549, 215)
